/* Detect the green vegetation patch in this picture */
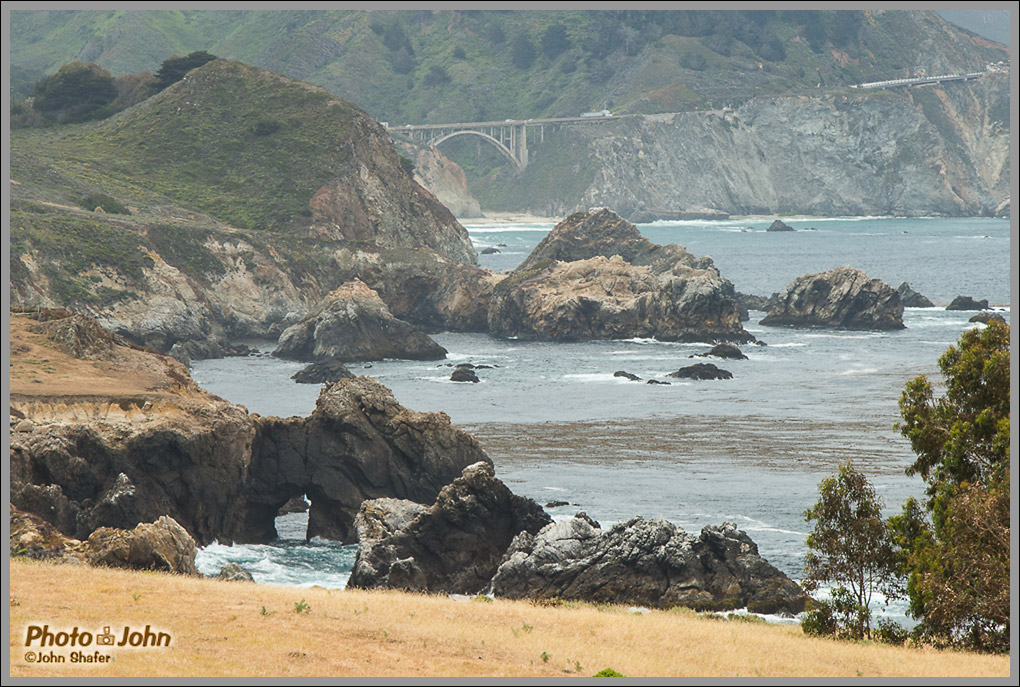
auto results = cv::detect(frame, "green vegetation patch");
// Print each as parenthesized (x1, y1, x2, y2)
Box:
(145, 224, 226, 279)
(32, 60, 363, 231)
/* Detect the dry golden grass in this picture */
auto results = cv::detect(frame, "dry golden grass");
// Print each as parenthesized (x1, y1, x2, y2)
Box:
(7, 558, 1011, 678)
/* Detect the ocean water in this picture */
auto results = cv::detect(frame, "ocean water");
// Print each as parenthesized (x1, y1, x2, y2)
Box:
(193, 215, 1010, 623)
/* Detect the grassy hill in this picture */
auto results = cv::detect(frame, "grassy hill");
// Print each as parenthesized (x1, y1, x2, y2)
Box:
(10, 10, 1007, 123)
(11, 60, 365, 232)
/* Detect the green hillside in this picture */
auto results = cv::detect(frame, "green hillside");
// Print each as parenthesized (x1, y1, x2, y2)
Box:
(11, 60, 364, 232)
(10, 10, 1007, 123)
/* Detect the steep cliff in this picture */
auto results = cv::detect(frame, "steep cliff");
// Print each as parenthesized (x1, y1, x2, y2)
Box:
(475, 78, 1010, 218)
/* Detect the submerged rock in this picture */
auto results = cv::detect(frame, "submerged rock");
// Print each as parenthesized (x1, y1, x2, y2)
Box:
(761, 266, 904, 330)
(895, 282, 935, 308)
(946, 295, 989, 311)
(348, 462, 552, 594)
(669, 363, 733, 380)
(274, 280, 447, 363)
(491, 516, 807, 615)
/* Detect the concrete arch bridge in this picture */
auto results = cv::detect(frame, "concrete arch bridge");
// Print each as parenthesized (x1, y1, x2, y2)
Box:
(387, 114, 621, 170)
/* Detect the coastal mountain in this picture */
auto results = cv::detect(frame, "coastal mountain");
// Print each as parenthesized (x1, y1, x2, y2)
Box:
(10, 58, 487, 353)
(9, 10, 1008, 120)
(10, 10, 1009, 218)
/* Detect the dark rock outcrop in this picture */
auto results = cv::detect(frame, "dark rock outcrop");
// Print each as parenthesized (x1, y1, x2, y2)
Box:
(946, 295, 989, 311)
(450, 367, 480, 383)
(691, 343, 747, 360)
(766, 220, 795, 232)
(669, 363, 734, 380)
(85, 515, 199, 575)
(10, 400, 257, 546)
(348, 462, 553, 594)
(646, 379, 671, 385)
(614, 370, 642, 381)
(760, 266, 905, 330)
(896, 282, 935, 308)
(291, 360, 355, 384)
(480, 247, 501, 255)
(275, 280, 447, 363)
(244, 377, 491, 543)
(491, 516, 807, 615)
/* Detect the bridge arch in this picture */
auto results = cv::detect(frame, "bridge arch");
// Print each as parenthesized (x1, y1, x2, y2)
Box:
(431, 130, 523, 170)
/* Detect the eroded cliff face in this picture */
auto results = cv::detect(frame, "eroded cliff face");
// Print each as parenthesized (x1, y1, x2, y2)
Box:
(397, 141, 484, 219)
(9, 313, 490, 547)
(492, 78, 1009, 218)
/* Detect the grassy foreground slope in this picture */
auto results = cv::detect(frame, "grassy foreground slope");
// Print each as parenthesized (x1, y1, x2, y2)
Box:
(8, 560, 1010, 678)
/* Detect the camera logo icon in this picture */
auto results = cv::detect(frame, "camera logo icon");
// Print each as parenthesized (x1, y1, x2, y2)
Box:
(96, 627, 115, 646)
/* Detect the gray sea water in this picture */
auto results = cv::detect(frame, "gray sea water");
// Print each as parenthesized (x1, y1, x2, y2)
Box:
(192, 215, 1011, 624)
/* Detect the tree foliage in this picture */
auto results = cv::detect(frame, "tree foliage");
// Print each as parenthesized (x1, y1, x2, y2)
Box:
(32, 61, 118, 124)
(894, 320, 1010, 653)
(802, 461, 900, 640)
(154, 50, 218, 91)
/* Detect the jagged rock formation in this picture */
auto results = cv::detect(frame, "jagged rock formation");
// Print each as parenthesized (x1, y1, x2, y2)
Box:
(85, 516, 199, 575)
(10, 312, 491, 547)
(946, 295, 989, 310)
(766, 220, 795, 232)
(348, 462, 552, 594)
(274, 280, 447, 363)
(969, 312, 1005, 324)
(489, 208, 752, 343)
(245, 377, 491, 543)
(896, 282, 935, 308)
(760, 266, 905, 330)
(491, 516, 808, 615)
